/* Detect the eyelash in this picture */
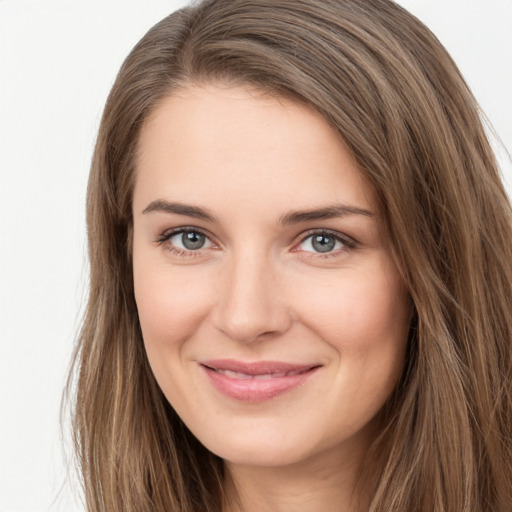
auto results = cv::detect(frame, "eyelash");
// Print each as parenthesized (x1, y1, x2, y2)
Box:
(155, 226, 215, 258)
(295, 229, 357, 259)
(155, 227, 357, 259)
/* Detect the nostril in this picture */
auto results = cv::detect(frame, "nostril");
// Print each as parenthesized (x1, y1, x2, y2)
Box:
(213, 309, 292, 344)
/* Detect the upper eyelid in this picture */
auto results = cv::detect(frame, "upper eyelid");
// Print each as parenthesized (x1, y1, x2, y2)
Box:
(296, 228, 357, 247)
(156, 226, 213, 243)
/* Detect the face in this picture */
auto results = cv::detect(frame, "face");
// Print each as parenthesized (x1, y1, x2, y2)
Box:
(132, 84, 410, 469)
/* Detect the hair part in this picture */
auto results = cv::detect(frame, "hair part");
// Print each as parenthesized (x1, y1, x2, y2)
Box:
(69, 1, 512, 511)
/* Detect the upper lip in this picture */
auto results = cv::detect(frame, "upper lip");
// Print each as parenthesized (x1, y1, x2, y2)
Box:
(200, 359, 321, 376)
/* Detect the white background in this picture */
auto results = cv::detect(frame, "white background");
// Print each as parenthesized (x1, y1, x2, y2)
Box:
(0, 1, 510, 511)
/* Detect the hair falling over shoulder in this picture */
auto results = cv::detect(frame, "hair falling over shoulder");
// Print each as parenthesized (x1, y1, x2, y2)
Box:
(67, 1, 512, 511)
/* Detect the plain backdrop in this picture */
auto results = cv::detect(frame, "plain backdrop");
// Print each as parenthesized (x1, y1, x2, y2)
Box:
(0, 1, 511, 511)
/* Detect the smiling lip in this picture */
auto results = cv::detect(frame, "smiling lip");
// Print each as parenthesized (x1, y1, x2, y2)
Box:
(200, 359, 321, 402)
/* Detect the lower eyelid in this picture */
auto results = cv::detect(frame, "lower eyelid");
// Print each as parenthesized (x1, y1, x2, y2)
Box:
(166, 246, 205, 258)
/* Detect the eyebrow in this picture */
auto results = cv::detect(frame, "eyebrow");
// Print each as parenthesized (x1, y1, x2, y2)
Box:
(278, 204, 374, 225)
(142, 200, 218, 222)
(142, 199, 374, 225)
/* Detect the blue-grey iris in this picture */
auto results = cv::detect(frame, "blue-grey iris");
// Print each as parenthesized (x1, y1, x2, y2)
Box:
(182, 231, 205, 250)
(312, 234, 336, 253)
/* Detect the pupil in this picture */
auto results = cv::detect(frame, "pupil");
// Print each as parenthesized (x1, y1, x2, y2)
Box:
(182, 231, 205, 250)
(312, 234, 335, 253)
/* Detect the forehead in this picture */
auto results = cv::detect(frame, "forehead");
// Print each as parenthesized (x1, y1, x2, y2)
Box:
(133, 83, 375, 218)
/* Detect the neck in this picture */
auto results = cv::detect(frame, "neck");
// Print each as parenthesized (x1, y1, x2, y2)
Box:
(222, 444, 371, 512)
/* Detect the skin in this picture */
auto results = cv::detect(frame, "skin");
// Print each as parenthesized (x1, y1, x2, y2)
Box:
(132, 83, 411, 512)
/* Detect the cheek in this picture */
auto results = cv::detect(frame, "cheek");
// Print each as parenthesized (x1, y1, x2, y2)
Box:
(133, 261, 215, 406)
(298, 267, 410, 424)
(133, 257, 214, 349)
(292, 261, 411, 401)
(300, 273, 409, 348)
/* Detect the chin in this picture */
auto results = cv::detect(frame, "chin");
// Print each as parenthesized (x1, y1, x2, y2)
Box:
(212, 442, 310, 468)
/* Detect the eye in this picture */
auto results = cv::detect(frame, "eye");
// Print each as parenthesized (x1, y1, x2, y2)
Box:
(158, 228, 214, 254)
(171, 230, 211, 250)
(297, 231, 351, 254)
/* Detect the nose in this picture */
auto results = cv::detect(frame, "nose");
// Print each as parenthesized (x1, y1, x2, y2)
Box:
(211, 251, 292, 343)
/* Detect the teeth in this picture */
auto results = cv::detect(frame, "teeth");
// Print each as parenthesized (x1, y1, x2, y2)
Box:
(219, 369, 252, 379)
(213, 368, 306, 379)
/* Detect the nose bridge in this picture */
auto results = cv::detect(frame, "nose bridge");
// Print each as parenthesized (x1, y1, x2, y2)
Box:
(213, 243, 290, 342)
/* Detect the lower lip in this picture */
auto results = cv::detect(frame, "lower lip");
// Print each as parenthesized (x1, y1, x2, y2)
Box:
(201, 365, 320, 402)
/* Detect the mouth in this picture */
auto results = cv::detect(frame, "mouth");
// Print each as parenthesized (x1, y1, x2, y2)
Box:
(199, 359, 322, 401)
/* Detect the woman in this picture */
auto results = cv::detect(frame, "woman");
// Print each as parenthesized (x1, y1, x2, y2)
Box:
(70, 1, 512, 511)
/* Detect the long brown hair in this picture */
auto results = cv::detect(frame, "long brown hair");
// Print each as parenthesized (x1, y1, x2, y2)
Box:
(70, 1, 512, 510)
